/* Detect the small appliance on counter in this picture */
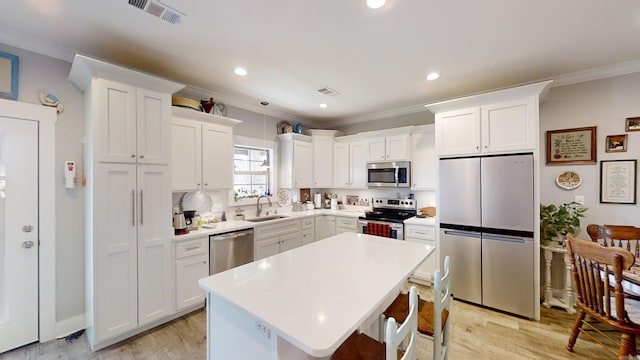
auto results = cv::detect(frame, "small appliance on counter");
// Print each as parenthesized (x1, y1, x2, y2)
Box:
(173, 212, 188, 235)
(183, 210, 199, 231)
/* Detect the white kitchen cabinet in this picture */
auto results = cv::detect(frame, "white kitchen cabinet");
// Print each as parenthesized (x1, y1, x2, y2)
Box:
(279, 133, 313, 189)
(312, 135, 334, 187)
(431, 83, 548, 157)
(301, 217, 315, 245)
(404, 224, 437, 284)
(335, 216, 358, 234)
(69, 54, 184, 350)
(333, 138, 367, 189)
(366, 134, 411, 161)
(254, 219, 302, 260)
(93, 164, 174, 339)
(95, 79, 171, 165)
(315, 215, 336, 241)
(175, 237, 209, 311)
(171, 107, 240, 191)
(411, 125, 437, 190)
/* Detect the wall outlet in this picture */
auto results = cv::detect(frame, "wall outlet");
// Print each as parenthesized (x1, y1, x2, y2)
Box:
(255, 321, 271, 339)
(574, 195, 585, 206)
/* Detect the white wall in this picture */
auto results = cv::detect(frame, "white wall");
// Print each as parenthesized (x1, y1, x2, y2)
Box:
(539, 72, 640, 232)
(0, 43, 85, 324)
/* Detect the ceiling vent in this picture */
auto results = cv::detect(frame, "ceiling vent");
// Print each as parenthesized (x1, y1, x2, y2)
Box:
(317, 87, 340, 97)
(128, 0, 184, 24)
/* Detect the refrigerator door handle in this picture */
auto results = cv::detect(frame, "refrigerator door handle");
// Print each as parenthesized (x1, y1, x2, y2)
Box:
(483, 234, 528, 244)
(443, 230, 482, 239)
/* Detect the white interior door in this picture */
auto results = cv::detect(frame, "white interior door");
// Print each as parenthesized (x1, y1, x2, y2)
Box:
(0, 117, 38, 353)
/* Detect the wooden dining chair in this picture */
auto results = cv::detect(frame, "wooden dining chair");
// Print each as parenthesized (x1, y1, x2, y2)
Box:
(379, 256, 451, 360)
(331, 286, 419, 360)
(587, 224, 640, 258)
(566, 234, 640, 359)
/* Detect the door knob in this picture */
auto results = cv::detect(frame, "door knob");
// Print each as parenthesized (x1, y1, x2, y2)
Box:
(22, 225, 33, 232)
(22, 241, 34, 249)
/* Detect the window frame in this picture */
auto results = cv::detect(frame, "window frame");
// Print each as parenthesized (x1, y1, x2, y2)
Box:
(229, 136, 276, 207)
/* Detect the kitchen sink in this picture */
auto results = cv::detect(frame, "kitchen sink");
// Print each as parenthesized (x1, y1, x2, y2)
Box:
(246, 215, 289, 222)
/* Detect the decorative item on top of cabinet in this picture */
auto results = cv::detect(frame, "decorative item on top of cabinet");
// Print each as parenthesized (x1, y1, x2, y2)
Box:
(171, 106, 241, 191)
(278, 133, 313, 189)
(428, 80, 552, 157)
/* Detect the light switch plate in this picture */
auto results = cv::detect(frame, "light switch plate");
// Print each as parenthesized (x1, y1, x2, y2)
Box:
(574, 195, 585, 206)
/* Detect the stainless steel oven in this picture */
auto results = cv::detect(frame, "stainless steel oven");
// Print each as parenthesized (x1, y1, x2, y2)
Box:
(357, 197, 416, 240)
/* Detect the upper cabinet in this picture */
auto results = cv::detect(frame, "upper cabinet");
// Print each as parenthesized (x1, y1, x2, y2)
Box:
(366, 134, 411, 161)
(308, 130, 342, 188)
(333, 137, 367, 189)
(429, 81, 552, 157)
(411, 125, 437, 190)
(171, 106, 241, 192)
(279, 133, 313, 189)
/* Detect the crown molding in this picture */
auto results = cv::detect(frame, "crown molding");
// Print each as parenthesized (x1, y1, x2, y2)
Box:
(0, 26, 74, 62)
(547, 59, 640, 88)
(323, 103, 428, 128)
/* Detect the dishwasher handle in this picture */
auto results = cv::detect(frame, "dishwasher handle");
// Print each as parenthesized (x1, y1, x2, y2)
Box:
(211, 229, 254, 241)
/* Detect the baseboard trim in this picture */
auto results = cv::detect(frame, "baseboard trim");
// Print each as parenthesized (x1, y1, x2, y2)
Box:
(55, 314, 86, 339)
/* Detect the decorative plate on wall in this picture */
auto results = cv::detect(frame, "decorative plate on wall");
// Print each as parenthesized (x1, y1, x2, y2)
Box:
(556, 171, 582, 190)
(277, 189, 290, 207)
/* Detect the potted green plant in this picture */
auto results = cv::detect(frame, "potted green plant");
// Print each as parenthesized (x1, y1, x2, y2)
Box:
(540, 202, 588, 246)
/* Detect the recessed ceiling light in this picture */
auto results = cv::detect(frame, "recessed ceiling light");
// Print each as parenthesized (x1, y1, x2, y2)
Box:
(234, 67, 247, 76)
(319, 103, 328, 109)
(426, 72, 440, 81)
(367, 0, 385, 9)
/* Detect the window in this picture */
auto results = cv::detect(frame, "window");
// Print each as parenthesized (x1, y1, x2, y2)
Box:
(233, 146, 270, 201)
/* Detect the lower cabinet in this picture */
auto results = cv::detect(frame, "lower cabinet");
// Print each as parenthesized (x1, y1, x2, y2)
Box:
(404, 224, 437, 284)
(175, 237, 209, 311)
(336, 216, 357, 234)
(301, 217, 315, 245)
(255, 219, 302, 260)
(315, 215, 336, 241)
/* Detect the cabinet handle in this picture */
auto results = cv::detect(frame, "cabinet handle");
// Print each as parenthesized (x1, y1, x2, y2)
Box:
(139, 154, 145, 159)
(204, 183, 208, 186)
(131, 190, 135, 226)
(197, 183, 201, 186)
(140, 189, 144, 225)
(484, 145, 488, 149)
(131, 154, 136, 158)
(476, 146, 480, 150)
(185, 246, 200, 251)
(202, 261, 207, 264)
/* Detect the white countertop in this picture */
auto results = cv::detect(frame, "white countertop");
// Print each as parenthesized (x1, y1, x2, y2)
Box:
(198, 232, 434, 357)
(403, 216, 437, 226)
(173, 208, 367, 242)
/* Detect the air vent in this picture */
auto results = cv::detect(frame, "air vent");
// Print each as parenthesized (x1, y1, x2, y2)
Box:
(317, 87, 340, 97)
(127, 0, 183, 24)
(128, 0, 147, 10)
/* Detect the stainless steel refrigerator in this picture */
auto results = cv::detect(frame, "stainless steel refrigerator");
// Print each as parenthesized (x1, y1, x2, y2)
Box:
(439, 153, 534, 318)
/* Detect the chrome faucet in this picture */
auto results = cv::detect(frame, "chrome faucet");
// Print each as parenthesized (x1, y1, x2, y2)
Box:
(256, 195, 272, 217)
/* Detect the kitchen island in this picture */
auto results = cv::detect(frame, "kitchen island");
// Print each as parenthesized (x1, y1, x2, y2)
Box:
(198, 232, 433, 359)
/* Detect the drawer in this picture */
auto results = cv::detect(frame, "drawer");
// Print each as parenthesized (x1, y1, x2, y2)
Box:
(405, 225, 436, 240)
(301, 217, 314, 229)
(175, 237, 208, 259)
(336, 217, 357, 230)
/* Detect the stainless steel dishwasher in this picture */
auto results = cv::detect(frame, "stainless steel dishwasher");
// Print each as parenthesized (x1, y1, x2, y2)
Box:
(209, 228, 254, 275)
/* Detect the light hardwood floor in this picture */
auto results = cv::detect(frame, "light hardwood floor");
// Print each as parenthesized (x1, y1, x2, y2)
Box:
(0, 283, 623, 359)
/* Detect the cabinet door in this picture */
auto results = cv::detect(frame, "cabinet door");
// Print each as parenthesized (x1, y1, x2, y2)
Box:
(93, 164, 138, 341)
(292, 140, 313, 188)
(171, 118, 202, 191)
(349, 141, 368, 189)
(137, 165, 173, 326)
(175, 253, 208, 311)
(333, 142, 350, 188)
(411, 126, 436, 190)
(313, 136, 333, 187)
(315, 216, 336, 241)
(336, 217, 357, 233)
(255, 237, 281, 260)
(385, 135, 410, 160)
(202, 123, 233, 189)
(367, 137, 386, 161)
(406, 237, 436, 283)
(136, 88, 171, 165)
(435, 107, 481, 156)
(96, 79, 137, 163)
(481, 97, 536, 153)
(301, 229, 315, 245)
(279, 232, 302, 253)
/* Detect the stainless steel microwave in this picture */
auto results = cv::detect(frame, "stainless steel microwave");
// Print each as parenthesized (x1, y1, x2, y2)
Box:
(367, 161, 411, 188)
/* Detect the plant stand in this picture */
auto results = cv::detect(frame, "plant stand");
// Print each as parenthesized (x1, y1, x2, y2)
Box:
(541, 243, 576, 314)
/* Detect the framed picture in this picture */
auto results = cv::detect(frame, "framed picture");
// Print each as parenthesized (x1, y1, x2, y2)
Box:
(600, 159, 637, 204)
(546, 126, 597, 165)
(626, 117, 640, 132)
(0, 51, 19, 100)
(605, 134, 628, 153)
